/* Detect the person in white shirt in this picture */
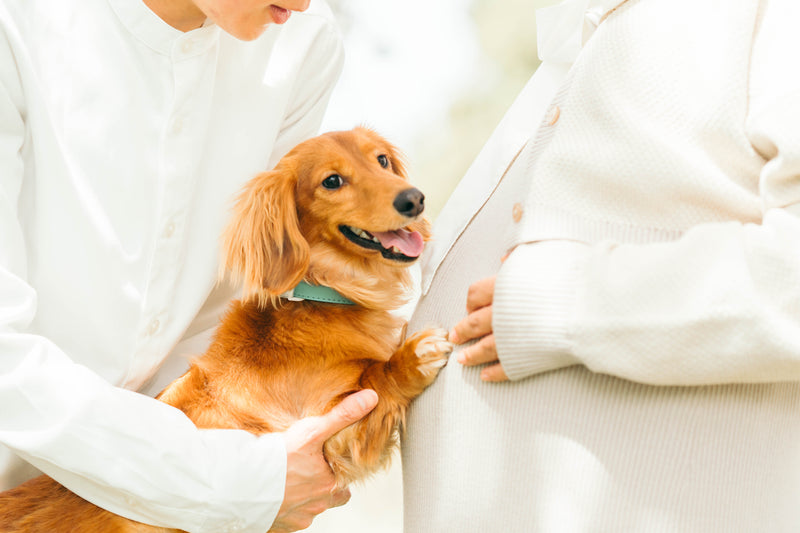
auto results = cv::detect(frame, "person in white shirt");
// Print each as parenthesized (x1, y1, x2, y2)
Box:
(0, 0, 380, 532)
(402, 0, 800, 531)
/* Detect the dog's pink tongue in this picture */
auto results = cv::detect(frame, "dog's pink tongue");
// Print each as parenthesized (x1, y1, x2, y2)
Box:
(372, 229, 424, 257)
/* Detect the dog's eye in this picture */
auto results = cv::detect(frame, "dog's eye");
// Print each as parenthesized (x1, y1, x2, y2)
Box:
(322, 174, 343, 190)
(377, 155, 389, 168)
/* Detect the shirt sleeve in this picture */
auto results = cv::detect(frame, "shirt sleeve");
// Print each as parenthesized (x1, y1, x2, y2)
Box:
(492, 2, 800, 386)
(0, 25, 286, 533)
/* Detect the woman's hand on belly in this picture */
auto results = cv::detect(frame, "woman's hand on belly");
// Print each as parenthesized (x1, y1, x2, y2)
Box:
(450, 276, 509, 382)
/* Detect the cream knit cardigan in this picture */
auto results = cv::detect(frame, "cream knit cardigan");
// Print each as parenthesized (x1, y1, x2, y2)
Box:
(496, 0, 800, 384)
(403, 0, 800, 531)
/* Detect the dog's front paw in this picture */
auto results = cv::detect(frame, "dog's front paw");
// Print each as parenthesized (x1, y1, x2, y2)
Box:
(413, 328, 453, 381)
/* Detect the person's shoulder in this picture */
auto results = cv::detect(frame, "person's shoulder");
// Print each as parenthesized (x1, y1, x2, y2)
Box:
(0, 0, 72, 21)
(0, 0, 112, 36)
(0, 0, 34, 48)
(0, 0, 24, 28)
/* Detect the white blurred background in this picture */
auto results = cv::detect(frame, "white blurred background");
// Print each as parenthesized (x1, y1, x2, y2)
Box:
(312, 1, 557, 531)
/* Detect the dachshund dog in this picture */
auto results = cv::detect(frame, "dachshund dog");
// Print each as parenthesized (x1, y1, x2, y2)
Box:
(0, 127, 452, 532)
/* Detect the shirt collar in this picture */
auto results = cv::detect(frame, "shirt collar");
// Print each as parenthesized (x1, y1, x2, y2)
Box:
(107, 0, 220, 56)
(536, 0, 628, 64)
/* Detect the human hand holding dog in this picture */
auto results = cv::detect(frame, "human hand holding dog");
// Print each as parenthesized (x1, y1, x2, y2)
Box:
(451, 276, 509, 382)
(273, 389, 379, 532)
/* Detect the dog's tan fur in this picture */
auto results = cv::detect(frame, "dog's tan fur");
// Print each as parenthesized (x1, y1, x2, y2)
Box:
(0, 128, 451, 532)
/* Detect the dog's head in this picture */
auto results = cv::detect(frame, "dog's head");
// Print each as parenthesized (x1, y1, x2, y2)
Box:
(221, 127, 431, 309)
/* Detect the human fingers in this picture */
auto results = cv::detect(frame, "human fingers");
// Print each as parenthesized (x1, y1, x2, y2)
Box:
(274, 456, 340, 531)
(304, 389, 378, 447)
(276, 478, 350, 530)
(500, 245, 517, 263)
(465, 276, 496, 313)
(270, 511, 317, 533)
(450, 305, 493, 345)
(480, 363, 509, 382)
(330, 486, 351, 508)
(456, 334, 498, 367)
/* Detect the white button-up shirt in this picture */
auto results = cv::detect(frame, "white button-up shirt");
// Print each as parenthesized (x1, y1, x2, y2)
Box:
(0, 0, 343, 531)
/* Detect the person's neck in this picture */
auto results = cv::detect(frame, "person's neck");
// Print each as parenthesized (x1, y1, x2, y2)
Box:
(143, 0, 206, 32)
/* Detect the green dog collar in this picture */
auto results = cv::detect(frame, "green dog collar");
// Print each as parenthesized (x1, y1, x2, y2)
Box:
(283, 281, 355, 305)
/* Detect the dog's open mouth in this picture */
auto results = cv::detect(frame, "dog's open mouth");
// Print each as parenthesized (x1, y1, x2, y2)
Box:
(340, 225, 424, 262)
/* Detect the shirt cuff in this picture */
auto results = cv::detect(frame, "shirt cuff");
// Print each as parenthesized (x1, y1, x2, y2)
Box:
(493, 241, 588, 380)
(194, 430, 287, 533)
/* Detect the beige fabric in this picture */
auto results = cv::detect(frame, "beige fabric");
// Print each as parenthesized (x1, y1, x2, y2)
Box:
(403, 0, 800, 531)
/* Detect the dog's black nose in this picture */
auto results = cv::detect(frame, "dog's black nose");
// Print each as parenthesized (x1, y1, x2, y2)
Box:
(393, 188, 425, 218)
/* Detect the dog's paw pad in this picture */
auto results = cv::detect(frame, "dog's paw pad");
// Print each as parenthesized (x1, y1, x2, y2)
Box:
(415, 329, 452, 377)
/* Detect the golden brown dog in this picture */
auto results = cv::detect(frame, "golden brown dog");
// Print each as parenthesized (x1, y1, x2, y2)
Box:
(0, 127, 451, 532)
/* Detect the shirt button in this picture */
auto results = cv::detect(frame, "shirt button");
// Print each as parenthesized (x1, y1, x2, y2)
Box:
(148, 319, 160, 335)
(181, 39, 195, 54)
(546, 105, 561, 126)
(224, 520, 244, 532)
(171, 117, 184, 135)
(512, 203, 524, 223)
(163, 222, 176, 238)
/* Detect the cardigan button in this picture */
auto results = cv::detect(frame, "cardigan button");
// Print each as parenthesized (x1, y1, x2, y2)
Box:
(546, 105, 561, 126)
(512, 203, 524, 223)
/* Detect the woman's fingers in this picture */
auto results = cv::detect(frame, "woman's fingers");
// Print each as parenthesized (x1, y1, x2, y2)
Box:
(457, 334, 497, 366)
(450, 306, 492, 345)
(465, 276, 495, 313)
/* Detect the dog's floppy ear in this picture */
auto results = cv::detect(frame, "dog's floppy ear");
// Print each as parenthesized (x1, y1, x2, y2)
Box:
(220, 161, 309, 305)
(386, 142, 409, 179)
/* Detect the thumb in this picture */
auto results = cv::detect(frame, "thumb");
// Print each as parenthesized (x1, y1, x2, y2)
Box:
(307, 389, 378, 446)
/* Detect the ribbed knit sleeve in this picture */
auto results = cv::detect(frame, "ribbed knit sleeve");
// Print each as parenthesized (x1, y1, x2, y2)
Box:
(576, 213, 800, 386)
(493, 242, 584, 381)
(495, 212, 800, 387)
